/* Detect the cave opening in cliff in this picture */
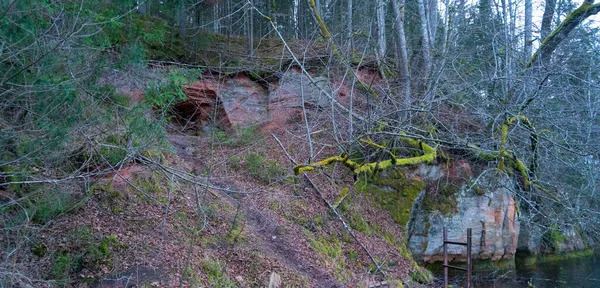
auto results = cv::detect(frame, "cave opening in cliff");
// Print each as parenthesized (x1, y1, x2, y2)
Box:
(170, 86, 231, 134)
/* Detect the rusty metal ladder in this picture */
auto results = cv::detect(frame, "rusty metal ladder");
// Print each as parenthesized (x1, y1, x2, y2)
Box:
(443, 227, 472, 288)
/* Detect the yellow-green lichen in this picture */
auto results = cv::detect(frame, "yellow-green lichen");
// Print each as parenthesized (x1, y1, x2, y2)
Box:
(294, 135, 436, 175)
(498, 115, 540, 189)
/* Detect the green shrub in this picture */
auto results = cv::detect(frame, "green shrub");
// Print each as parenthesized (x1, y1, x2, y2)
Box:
(202, 260, 236, 287)
(235, 126, 260, 146)
(225, 213, 246, 245)
(244, 153, 284, 184)
(51, 252, 72, 281)
(28, 191, 77, 224)
(347, 249, 358, 261)
(349, 215, 373, 236)
(227, 156, 242, 170)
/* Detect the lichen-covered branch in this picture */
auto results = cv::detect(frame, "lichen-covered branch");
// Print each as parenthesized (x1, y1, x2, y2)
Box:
(306, 0, 340, 59)
(499, 116, 539, 172)
(499, 115, 541, 190)
(294, 135, 437, 175)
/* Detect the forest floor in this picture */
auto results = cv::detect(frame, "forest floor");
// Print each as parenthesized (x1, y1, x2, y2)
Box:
(10, 109, 439, 287)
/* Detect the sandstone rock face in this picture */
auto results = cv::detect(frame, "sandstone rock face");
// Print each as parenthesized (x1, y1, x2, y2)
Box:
(265, 70, 331, 128)
(175, 74, 269, 130)
(517, 218, 588, 255)
(516, 220, 545, 255)
(406, 169, 520, 263)
(176, 70, 342, 132)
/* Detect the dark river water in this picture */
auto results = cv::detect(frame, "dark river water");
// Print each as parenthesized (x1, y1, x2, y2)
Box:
(432, 250, 600, 287)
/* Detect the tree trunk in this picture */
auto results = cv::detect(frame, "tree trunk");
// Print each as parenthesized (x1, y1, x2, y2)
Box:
(247, 0, 254, 56)
(524, 0, 533, 61)
(428, 0, 438, 46)
(177, 0, 186, 38)
(347, 0, 353, 51)
(521, 0, 600, 110)
(541, 0, 557, 40)
(529, 0, 600, 67)
(392, 0, 411, 111)
(137, 0, 147, 15)
(416, 0, 432, 100)
(376, 0, 387, 60)
(213, 1, 219, 33)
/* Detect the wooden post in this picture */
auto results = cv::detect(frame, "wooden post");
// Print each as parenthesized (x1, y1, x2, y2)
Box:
(443, 227, 448, 288)
(442, 227, 472, 288)
(467, 228, 472, 288)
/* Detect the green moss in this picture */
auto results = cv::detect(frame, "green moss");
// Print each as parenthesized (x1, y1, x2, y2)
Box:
(91, 182, 126, 214)
(546, 249, 594, 261)
(469, 180, 485, 195)
(314, 216, 324, 226)
(546, 224, 568, 251)
(268, 200, 279, 211)
(83, 234, 122, 270)
(133, 172, 167, 203)
(357, 81, 378, 97)
(423, 182, 459, 216)
(517, 249, 595, 266)
(517, 255, 538, 266)
(309, 235, 342, 258)
(410, 264, 433, 284)
(49, 233, 121, 285)
(473, 258, 515, 270)
(383, 231, 414, 260)
(356, 169, 425, 226)
(332, 187, 350, 209)
(176, 211, 187, 221)
(305, 231, 352, 282)
(349, 215, 373, 236)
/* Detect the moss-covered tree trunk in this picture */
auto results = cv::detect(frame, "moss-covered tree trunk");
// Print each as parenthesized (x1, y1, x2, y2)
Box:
(528, 0, 600, 67)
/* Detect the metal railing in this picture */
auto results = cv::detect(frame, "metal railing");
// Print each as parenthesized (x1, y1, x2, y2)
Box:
(443, 227, 472, 288)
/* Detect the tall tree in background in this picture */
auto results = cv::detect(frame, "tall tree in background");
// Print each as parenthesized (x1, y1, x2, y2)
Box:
(413, 0, 438, 103)
(524, 0, 533, 60)
(347, 0, 353, 51)
(376, 0, 387, 61)
(392, 0, 411, 109)
(541, 0, 557, 41)
(178, 0, 187, 37)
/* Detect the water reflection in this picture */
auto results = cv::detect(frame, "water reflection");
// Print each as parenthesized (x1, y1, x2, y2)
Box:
(432, 250, 600, 287)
